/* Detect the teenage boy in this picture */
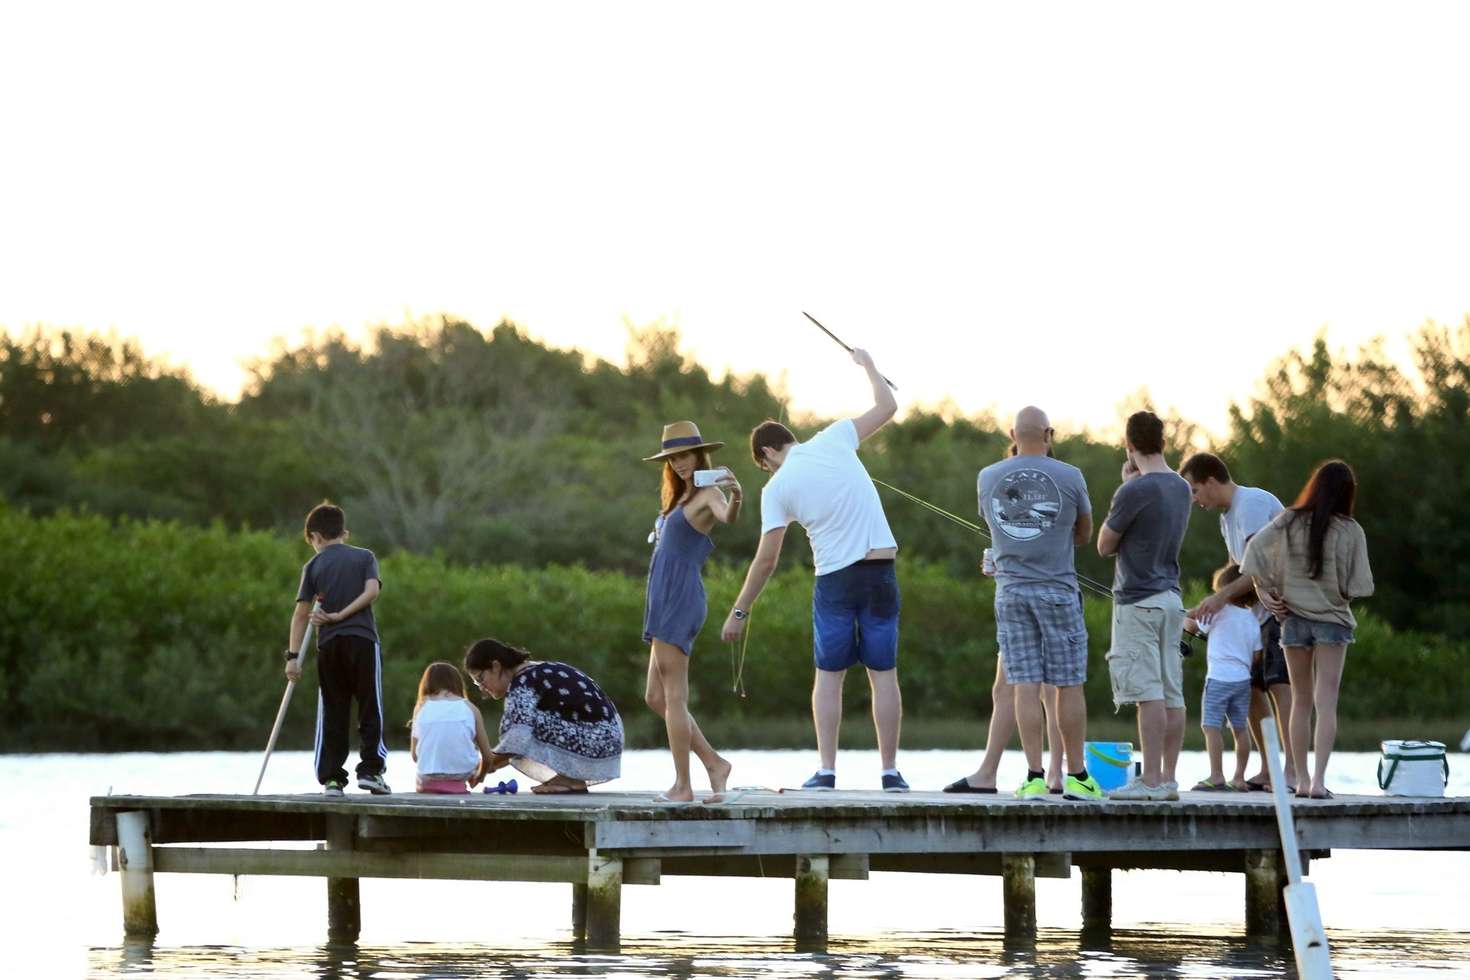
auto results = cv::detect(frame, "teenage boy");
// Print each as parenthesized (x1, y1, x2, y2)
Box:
(1097, 411, 1193, 801)
(286, 502, 390, 796)
(1179, 451, 1295, 792)
(720, 348, 908, 792)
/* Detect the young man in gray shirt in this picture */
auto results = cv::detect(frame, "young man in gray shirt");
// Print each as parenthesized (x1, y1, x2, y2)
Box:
(969, 406, 1102, 801)
(1179, 451, 1295, 792)
(1097, 411, 1193, 801)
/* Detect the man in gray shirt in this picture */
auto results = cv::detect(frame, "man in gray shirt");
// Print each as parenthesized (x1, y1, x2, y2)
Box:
(1097, 411, 1193, 801)
(968, 406, 1102, 801)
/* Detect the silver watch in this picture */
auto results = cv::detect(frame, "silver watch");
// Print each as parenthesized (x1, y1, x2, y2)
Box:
(732, 608, 748, 621)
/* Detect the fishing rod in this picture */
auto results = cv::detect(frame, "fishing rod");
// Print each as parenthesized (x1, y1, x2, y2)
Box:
(870, 478, 1117, 601)
(802, 312, 898, 391)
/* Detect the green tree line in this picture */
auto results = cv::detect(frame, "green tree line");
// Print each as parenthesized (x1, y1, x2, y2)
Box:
(3, 315, 1468, 634)
(2, 506, 1464, 751)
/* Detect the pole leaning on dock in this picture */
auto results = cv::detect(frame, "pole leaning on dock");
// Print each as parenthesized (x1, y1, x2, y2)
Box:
(1262, 720, 1333, 979)
(253, 601, 320, 795)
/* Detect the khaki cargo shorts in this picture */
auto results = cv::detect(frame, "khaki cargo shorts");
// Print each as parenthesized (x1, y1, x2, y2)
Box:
(1106, 590, 1185, 709)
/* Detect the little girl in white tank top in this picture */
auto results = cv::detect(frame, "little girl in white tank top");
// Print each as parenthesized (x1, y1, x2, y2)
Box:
(411, 662, 495, 793)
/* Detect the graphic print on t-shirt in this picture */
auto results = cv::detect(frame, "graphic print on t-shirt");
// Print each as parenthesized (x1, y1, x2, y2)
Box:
(988, 468, 1063, 541)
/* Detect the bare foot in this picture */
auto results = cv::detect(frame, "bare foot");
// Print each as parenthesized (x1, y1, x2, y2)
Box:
(659, 785, 695, 803)
(963, 768, 999, 791)
(706, 756, 733, 795)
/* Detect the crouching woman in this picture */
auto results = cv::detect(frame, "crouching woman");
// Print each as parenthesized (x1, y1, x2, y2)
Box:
(465, 637, 624, 794)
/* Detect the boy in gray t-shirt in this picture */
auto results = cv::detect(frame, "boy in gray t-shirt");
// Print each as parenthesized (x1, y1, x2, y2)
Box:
(285, 502, 389, 796)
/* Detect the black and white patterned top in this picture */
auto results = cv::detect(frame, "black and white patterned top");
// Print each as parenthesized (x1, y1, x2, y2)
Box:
(493, 661, 623, 785)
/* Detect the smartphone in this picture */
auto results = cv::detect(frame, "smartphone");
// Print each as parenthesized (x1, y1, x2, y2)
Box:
(692, 469, 724, 487)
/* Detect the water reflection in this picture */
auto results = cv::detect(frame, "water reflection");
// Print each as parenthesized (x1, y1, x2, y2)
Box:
(87, 927, 1470, 979)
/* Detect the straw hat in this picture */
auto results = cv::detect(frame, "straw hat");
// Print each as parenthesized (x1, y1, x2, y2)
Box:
(642, 420, 725, 461)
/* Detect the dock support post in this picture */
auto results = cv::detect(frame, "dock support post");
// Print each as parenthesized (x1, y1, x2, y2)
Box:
(1081, 866, 1112, 932)
(1244, 849, 1287, 937)
(325, 814, 360, 943)
(1001, 853, 1037, 939)
(571, 884, 588, 940)
(793, 854, 830, 943)
(585, 854, 622, 950)
(116, 811, 158, 940)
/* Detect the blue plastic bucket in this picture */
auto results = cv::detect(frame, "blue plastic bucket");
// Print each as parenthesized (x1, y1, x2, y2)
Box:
(1085, 741, 1133, 791)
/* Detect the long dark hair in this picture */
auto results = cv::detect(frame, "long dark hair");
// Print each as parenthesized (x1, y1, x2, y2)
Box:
(660, 447, 712, 516)
(1287, 460, 1357, 579)
(464, 638, 531, 674)
(412, 661, 466, 724)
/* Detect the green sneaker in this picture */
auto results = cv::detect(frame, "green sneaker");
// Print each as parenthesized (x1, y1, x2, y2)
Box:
(1014, 776, 1048, 800)
(1063, 772, 1104, 801)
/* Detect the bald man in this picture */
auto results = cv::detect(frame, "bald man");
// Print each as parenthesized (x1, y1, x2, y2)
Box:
(969, 407, 1102, 801)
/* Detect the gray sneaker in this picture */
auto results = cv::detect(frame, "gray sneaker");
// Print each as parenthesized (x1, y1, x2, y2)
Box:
(323, 779, 346, 797)
(356, 773, 391, 795)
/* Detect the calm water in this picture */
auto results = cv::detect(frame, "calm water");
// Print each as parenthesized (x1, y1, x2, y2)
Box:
(5, 748, 1468, 978)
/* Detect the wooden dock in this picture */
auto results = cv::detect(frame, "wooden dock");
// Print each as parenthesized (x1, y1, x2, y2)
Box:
(89, 790, 1470, 948)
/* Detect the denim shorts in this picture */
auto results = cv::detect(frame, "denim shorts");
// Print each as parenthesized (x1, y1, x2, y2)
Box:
(1281, 615, 1355, 649)
(812, 559, 900, 672)
(1250, 616, 1290, 690)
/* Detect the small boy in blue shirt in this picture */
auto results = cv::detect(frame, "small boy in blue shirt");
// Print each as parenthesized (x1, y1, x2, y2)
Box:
(285, 502, 389, 796)
(1184, 564, 1259, 791)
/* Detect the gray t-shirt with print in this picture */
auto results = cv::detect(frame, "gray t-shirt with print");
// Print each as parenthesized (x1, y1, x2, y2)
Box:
(1104, 471, 1192, 605)
(296, 542, 382, 645)
(978, 455, 1092, 594)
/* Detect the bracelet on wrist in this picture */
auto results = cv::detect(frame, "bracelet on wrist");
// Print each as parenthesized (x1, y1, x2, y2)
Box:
(284, 649, 300, 662)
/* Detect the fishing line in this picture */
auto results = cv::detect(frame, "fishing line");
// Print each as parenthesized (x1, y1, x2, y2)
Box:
(729, 611, 751, 698)
(870, 478, 1116, 600)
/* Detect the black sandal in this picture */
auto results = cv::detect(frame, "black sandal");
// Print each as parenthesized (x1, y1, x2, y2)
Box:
(942, 777, 997, 794)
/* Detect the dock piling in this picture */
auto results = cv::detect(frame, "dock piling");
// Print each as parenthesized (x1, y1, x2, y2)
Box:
(1081, 865, 1112, 932)
(116, 811, 158, 940)
(1001, 853, 1037, 939)
(793, 854, 829, 942)
(585, 854, 622, 949)
(325, 814, 361, 943)
(1244, 848, 1287, 936)
(571, 884, 588, 940)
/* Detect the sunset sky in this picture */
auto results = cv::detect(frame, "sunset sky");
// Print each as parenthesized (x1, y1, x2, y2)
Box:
(3, 2, 1467, 435)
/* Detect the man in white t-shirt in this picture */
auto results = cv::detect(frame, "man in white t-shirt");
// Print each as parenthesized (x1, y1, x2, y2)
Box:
(1180, 451, 1296, 792)
(720, 348, 907, 792)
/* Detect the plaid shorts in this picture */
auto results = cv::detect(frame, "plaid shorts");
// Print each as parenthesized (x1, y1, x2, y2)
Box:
(1201, 677, 1251, 730)
(996, 584, 1089, 687)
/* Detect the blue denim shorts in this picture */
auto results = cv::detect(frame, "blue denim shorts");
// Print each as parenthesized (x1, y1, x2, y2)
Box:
(812, 560, 900, 672)
(1281, 615, 1354, 648)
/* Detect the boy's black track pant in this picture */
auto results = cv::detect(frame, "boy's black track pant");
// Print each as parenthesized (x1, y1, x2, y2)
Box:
(314, 634, 387, 784)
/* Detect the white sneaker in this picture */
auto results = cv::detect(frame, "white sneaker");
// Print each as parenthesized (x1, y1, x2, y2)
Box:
(1108, 776, 1150, 800)
(1161, 780, 1180, 801)
(1109, 776, 1172, 801)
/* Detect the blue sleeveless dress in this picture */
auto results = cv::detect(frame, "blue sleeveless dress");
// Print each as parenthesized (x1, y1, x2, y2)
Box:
(642, 505, 716, 656)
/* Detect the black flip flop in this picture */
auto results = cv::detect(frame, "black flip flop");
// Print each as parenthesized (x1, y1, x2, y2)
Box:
(1244, 778, 1270, 792)
(942, 778, 997, 794)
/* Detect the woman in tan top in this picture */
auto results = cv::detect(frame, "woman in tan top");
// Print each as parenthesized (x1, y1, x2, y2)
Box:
(1240, 460, 1374, 799)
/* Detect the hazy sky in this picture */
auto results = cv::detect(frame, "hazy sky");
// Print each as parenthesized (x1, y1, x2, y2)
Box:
(3, 2, 1467, 435)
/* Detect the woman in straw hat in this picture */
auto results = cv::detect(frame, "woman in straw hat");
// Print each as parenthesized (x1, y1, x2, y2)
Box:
(642, 421, 743, 803)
